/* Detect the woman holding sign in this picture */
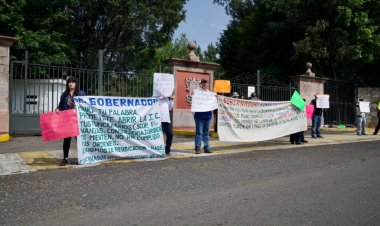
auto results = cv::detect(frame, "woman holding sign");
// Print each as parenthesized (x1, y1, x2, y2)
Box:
(55, 77, 86, 166)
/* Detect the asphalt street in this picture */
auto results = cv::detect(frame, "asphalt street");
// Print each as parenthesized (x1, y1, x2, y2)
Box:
(1, 141, 379, 225)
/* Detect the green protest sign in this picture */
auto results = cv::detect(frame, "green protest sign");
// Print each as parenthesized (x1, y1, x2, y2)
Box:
(378, 102, 380, 110)
(290, 90, 306, 111)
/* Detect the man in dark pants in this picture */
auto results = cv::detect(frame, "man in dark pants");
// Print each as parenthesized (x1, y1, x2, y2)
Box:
(311, 94, 324, 138)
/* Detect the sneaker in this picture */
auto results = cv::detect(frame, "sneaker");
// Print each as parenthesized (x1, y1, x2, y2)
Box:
(195, 148, 202, 154)
(317, 135, 324, 138)
(357, 132, 361, 136)
(362, 133, 367, 135)
(301, 140, 308, 143)
(311, 136, 317, 138)
(59, 159, 68, 166)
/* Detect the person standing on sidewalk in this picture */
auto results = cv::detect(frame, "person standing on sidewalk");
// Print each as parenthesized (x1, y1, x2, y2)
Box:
(356, 99, 367, 136)
(158, 95, 174, 155)
(193, 79, 213, 154)
(311, 94, 324, 138)
(55, 77, 85, 166)
(373, 108, 380, 135)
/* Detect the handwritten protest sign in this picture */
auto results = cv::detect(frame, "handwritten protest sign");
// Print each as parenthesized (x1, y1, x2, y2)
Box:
(359, 101, 370, 113)
(152, 73, 174, 97)
(248, 86, 255, 97)
(217, 96, 307, 142)
(214, 80, 231, 93)
(306, 104, 314, 119)
(74, 96, 165, 164)
(290, 90, 305, 110)
(40, 109, 80, 142)
(191, 89, 218, 112)
(316, 94, 330, 108)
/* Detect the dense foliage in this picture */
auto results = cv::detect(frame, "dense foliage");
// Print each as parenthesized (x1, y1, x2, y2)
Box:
(0, 0, 186, 70)
(215, 0, 380, 85)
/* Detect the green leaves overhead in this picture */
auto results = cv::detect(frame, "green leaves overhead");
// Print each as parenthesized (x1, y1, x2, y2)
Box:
(0, 0, 186, 69)
(215, 0, 380, 85)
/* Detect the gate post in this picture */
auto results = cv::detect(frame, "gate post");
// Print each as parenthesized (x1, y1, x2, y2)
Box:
(165, 42, 218, 129)
(0, 35, 17, 141)
(98, 49, 104, 96)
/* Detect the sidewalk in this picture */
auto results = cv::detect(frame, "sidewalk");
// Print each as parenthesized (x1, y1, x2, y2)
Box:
(1, 128, 380, 176)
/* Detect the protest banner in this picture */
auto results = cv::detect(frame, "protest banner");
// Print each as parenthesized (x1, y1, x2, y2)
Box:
(359, 101, 370, 113)
(306, 104, 314, 119)
(40, 109, 79, 142)
(316, 94, 330, 108)
(152, 73, 174, 97)
(217, 96, 307, 142)
(74, 96, 165, 164)
(191, 89, 218, 112)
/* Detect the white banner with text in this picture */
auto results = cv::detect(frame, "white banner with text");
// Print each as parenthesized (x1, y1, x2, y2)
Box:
(217, 96, 307, 142)
(74, 96, 165, 164)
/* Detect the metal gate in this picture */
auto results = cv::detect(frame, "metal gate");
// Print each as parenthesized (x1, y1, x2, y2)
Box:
(230, 71, 296, 101)
(323, 79, 355, 125)
(9, 56, 153, 134)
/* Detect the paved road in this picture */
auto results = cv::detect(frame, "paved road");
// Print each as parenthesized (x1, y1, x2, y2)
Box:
(1, 141, 379, 225)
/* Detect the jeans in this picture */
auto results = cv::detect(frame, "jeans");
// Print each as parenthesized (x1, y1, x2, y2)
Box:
(161, 122, 173, 154)
(311, 115, 321, 137)
(194, 117, 211, 150)
(356, 117, 366, 134)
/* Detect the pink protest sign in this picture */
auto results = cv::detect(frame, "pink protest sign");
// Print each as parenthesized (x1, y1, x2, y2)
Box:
(40, 109, 80, 142)
(306, 104, 314, 119)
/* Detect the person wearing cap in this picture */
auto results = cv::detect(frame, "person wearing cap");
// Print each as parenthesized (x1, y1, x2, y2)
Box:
(232, 92, 239, 98)
(55, 77, 86, 166)
(310, 94, 324, 138)
(193, 79, 213, 154)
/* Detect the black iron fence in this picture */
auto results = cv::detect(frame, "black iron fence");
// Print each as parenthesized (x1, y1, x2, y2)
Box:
(323, 79, 355, 125)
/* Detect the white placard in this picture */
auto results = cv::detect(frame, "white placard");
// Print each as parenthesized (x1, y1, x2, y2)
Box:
(152, 73, 174, 97)
(217, 96, 307, 142)
(74, 96, 165, 164)
(248, 86, 255, 96)
(191, 89, 218, 112)
(316, 94, 330, 108)
(359, 101, 370, 113)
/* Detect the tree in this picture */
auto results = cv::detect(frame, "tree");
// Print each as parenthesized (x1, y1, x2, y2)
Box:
(215, 0, 380, 84)
(0, 0, 187, 70)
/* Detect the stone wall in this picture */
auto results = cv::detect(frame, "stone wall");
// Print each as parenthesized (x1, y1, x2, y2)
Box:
(357, 87, 380, 127)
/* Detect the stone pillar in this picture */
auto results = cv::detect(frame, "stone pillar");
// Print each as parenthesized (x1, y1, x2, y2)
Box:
(166, 43, 218, 128)
(289, 62, 327, 104)
(290, 63, 328, 127)
(0, 35, 17, 139)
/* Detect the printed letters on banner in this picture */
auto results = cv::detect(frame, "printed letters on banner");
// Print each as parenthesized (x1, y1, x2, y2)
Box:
(152, 73, 174, 97)
(191, 89, 218, 112)
(217, 96, 307, 142)
(74, 96, 165, 164)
